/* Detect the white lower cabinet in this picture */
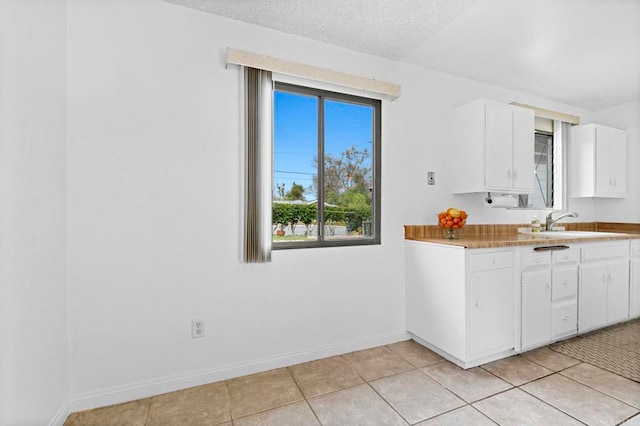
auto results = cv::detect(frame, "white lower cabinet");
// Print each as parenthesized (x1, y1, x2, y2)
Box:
(579, 242, 630, 332)
(470, 268, 515, 357)
(551, 264, 578, 339)
(405, 241, 515, 368)
(521, 267, 552, 349)
(631, 242, 640, 319)
(406, 238, 634, 368)
(519, 247, 578, 351)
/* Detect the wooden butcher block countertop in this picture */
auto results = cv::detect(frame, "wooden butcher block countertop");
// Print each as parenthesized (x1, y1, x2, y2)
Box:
(404, 222, 640, 249)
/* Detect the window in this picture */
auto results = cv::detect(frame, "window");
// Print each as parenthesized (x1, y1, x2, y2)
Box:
(272, 83, 381, 249)
(519, 132, 554, 209)
(516, 118, 569, 210)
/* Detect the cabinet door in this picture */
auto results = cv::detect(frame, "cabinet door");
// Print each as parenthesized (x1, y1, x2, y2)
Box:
(607, 260, 630, 324)
(512, 107, 534, 192)
(470, 269, 514, 356)
(631, 258, 640, 319)
(485, 104, 514, 190)
(595, 126, 626, 196)
(609, 129, 626, 195)
(579, 264, 607, 332)
(521, 269, 551, 349)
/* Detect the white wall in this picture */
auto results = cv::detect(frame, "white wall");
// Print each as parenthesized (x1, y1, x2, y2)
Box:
(65, 0, 405, 408)
(590, 100, 640, 223)
(0, 1, 69, 424)
(65, 0, 620, 411)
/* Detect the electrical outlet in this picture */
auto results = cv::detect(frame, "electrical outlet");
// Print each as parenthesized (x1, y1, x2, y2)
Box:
(191, 319, 205, 338)
(428, 171, 435, 185)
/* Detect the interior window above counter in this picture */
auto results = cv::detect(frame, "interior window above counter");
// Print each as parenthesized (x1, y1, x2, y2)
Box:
(451, 99, 534, 194)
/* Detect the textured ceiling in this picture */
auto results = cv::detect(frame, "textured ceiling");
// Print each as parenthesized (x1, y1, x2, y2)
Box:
(165, 0, 640, 111)
(164, 0, 479, 59)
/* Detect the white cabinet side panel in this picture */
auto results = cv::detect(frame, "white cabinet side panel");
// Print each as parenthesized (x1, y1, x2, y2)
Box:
(405, 241, 467, 360)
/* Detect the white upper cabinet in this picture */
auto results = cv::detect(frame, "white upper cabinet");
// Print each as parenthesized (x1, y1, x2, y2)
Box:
(571, 124, 627, 198)
(453, 99, 534, 194)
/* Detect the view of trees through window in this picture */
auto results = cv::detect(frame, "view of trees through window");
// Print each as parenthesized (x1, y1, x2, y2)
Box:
(518, 132, 554, 209)
(272, 83, 380, 247)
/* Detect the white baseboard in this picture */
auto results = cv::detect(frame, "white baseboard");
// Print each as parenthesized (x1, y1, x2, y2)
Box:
(69, 329, 409, 413)
(49, 399, 70, 426)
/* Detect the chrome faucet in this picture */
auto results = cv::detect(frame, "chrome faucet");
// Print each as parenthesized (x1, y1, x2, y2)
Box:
(546, 211, 579, 231)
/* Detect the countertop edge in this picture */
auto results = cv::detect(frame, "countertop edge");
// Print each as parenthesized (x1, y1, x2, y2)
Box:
(405, 233, 640, 249)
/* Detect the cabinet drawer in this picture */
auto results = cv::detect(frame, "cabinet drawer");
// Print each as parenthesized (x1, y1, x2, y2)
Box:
(552, 266, 578, 301)
(522, 251, 551, 269)
(552, 301, 577, 339)
(553, 249, 580, 265)
(582, 244, 628, 262)
(631, 244, 640, 258)
(470, 250, 513, 272)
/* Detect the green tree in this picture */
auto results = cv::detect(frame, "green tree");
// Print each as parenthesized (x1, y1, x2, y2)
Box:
(323, 145, 371, 203)
(272, 202, 290, 232)
(340, 191, 372, 233)
(312, 145, 372, 206)
(285, 182, 306, 201)
(297, 204, 317, 236)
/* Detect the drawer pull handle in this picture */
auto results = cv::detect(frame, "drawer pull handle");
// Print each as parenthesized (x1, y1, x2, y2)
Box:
(535, 258, 541, 263)
(563, 255, 570, 260)
(563, 280, 569, 286)
(562, 315, 570, 321)
(534, 245, 570, 251)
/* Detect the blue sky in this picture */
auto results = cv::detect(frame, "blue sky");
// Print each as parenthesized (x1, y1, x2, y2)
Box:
(273, 90, 373, 200)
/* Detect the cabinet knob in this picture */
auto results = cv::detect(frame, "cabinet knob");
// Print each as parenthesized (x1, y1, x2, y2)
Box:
(475, 302, 481, 307)
(492, 259, 498, 264)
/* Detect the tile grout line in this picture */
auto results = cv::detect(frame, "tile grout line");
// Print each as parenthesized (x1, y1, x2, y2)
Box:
(555, 367, 640, 412)
(142, 397, 151, 426)
(363, 381, 413, 425)
(516, 379, 589, 425)
(285, 365, 325, 426)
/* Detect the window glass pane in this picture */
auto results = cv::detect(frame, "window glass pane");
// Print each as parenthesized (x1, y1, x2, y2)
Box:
(323, 99, 374, 240)
(273, 91, 318, 242)
(521, 133, 553, 208)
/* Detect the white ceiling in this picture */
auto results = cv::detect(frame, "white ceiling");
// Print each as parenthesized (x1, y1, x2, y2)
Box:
(165, 0, 640, 111)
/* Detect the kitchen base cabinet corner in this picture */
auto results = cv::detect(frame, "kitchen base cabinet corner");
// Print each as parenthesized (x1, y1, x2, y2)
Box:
(405, 241, 516, 368)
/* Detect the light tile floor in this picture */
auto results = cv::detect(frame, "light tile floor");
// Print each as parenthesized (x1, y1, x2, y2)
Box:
(65, 340, 640, 426)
